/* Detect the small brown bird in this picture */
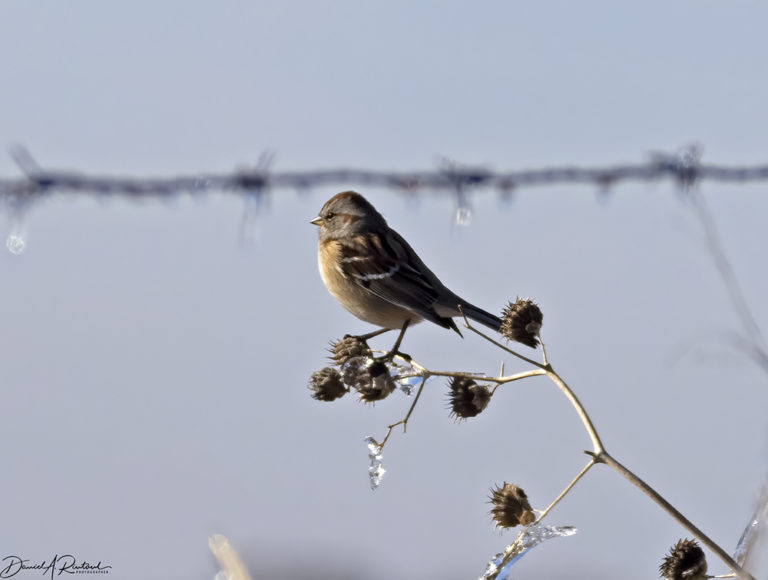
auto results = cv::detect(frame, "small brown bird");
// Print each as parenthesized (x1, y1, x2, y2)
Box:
(311, 191, 502, 338)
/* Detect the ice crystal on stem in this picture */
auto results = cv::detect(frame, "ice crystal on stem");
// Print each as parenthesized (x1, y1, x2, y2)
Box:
(733, 487, 768, 567)
(364, 436, 386, 490)
(387, 358, 426, 395)
(480, 524, 578, 580)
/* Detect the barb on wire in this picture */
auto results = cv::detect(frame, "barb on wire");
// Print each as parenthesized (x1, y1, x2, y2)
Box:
(237, 150, 274, 245)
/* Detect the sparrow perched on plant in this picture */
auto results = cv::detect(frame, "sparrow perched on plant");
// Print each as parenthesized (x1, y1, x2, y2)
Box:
(311, 191, 502, 337)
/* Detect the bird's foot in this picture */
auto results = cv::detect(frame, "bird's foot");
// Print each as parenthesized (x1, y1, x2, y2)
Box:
(378, 349, 412, 364)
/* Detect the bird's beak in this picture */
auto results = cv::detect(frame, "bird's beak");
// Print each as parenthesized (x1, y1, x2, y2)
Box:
(310, 216, 323, 226)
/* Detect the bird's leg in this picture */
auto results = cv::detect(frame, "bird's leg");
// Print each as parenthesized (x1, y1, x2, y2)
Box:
(355, 327, 393, 341)
(382, 320, 411, 362)
(348, 324, 411, 362)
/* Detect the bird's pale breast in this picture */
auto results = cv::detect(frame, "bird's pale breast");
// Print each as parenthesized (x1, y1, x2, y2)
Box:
(318, 240, 419, 329)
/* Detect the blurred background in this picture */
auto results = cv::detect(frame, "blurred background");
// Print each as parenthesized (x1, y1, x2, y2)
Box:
(1, 1, 767, 578)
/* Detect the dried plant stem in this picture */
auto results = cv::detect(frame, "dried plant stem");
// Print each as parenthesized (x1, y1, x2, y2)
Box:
(594, 451, 752, 580)
(549, 365, 752, 577)
(462, 318, 545, 369)
(544, 366, 604, 453)
(358, 314, 753, 577)
(421, 368, 546, 385)
(379, 376, 427, 449)
(536, 458, 596, 523)
(546, 361, 751, 576)
(489, 368, 546, 395)
(394, 368, 546, 385)
(540, 337, 550, 366)
(547, 364, 752, 577)
(458, 321, 754, 579)
(376, 352, 545, 451)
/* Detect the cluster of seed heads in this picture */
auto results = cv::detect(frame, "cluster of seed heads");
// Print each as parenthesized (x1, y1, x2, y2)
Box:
(311, 299, 546, 412)
(308, 335, 396, 403)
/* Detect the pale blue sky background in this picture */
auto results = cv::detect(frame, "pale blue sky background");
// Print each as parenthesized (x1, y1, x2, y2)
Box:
(1, 2, 767, 579)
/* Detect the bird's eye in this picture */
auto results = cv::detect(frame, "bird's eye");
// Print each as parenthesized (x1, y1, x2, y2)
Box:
(325, 211, 335, 220)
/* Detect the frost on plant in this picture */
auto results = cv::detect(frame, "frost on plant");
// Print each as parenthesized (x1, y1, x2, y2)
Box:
(733, 486, 768, 566)
(479, 523, 578, 580)
(388, 358, 427, 395)
(365, 436, 386, 490)
(396, 374, 422, 396)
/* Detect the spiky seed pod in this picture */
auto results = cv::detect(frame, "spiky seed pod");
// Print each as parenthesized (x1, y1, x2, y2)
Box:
(489, 482, 536, 529)
(342, 357, 396, 403)
(447, 376, 491, 419)
(499, 298, 543, 348)
(328, 335, 371, 366)
(308, 367, 348, 402)
(659, 539, 707, 580)
(355, 360, 397, 403)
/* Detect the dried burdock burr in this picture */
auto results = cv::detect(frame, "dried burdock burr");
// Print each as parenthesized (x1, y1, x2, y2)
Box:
(489, 482, 536, 529)
(343, 357, 396, 403)
(447, 376, 491, 419)
(328, 335, 371, 366)
(308, 367, 348, 402)
(659, 538, 707, 580)
(499, 298, 543, 348)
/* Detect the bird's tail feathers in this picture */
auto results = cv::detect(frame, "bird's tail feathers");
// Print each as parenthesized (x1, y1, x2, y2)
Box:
(457, 302, 502, 332)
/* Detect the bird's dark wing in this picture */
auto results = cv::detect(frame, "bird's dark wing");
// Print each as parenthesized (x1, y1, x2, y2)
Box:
(337, 231, 456, 329)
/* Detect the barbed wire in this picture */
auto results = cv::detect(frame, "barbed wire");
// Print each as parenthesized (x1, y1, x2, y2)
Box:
(2, 144, 768, 254)
(1, 146, 768, 209)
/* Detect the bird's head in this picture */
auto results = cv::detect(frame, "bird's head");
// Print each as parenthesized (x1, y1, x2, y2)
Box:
(311, 191, 387, 239)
